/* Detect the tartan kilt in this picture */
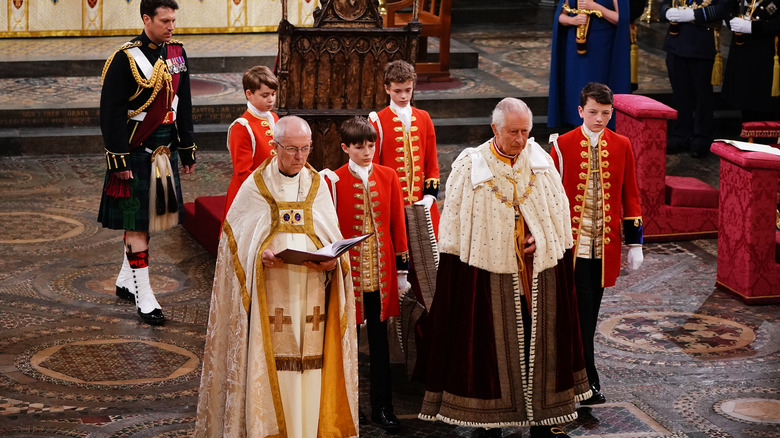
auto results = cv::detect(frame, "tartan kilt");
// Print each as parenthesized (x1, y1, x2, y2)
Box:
(98, 127, 186, 231)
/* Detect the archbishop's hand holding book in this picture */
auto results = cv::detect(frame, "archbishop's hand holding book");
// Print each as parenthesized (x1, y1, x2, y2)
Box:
(272, 233, 373, 266)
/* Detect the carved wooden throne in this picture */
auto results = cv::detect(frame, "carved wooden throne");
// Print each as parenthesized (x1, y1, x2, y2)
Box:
(277, 0, 421, 170)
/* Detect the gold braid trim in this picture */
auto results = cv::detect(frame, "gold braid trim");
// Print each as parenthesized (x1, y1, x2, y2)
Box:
(671, 0, 711, 9)
(178, 144, 198, 162)
(124, 50, 173, 118)
(101, 41, 142, 85)
(104, 149, 129, 170)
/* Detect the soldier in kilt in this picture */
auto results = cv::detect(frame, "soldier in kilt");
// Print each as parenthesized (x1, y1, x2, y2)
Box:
(97, 0, 196, 325)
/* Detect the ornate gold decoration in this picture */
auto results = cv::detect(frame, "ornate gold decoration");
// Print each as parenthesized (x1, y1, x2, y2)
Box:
(485, 174, 537, 209)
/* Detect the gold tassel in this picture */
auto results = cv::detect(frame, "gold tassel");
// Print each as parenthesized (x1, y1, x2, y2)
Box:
(630, 23, 639, 85)
(772, 36, 780, 97)
(711, 29, 723, 86)
(712, 52, 723, 86)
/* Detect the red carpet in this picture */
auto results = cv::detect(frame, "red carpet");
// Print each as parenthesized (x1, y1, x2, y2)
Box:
(183, 195, 225, 257)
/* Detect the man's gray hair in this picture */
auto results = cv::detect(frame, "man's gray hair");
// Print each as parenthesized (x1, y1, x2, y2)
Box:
(491, 98, 533, 131)
(274, 115, 312, 143)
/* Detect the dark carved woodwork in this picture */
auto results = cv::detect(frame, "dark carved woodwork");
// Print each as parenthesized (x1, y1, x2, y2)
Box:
(277, 0, 420, 170)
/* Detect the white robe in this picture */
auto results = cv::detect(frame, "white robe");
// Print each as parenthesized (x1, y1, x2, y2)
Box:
(195, 158, 358, 438)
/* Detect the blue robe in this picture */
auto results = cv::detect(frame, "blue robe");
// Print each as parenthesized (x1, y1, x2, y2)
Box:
(548, 0, 631, 128)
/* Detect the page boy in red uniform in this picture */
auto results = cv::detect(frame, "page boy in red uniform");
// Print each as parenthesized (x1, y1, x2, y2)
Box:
(223, 65, 279, 219)
(369, 60, 440, 234)
(550, 82, 644, 405)
(322, 116, 409, 433)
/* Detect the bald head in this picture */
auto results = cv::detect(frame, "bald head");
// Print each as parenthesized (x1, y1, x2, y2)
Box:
(272, 116, 313, 176)
(274, 115, 312, 145)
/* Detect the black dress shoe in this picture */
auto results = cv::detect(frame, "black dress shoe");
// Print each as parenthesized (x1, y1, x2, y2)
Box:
(371, 406, 401, 433)
(138, 307, 166, 325)
(530, 425, 570, 438)
(580, 384, 606, 405)
(472, 428, 503, 438)
(358, 408, 368, 425)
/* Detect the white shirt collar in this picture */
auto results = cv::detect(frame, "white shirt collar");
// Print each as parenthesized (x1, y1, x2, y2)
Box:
(390, 100, 412, 132)
(247, 101, 275, 130)
(348, 159, 372, 188)
(582, 125, 602, 147)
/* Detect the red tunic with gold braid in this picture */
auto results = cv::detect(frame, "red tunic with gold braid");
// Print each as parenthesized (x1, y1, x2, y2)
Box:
(223, 109, 279, 219)
(325, 164, 409, 323)
(551, 127, 643, 287)
(369, 106, 440, 204)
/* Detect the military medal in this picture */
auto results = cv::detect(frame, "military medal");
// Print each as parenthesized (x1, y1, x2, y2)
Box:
(165, 56, 187, 74)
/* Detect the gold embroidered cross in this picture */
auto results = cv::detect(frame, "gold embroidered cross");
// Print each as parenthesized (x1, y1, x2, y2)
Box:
(305, 306, 326, 331)
(269, 307, 292, 332)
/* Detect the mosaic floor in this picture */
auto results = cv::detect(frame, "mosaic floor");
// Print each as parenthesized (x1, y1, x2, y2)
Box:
(1, 23, 778, 438)
(1, 150, 777, 437)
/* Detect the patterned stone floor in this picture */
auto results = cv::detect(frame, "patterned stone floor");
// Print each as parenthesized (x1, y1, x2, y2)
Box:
(1, 150, 777, 437)
(1, 23, 777, 438)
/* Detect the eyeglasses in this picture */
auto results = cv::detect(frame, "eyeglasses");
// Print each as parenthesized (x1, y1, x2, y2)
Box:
(275, 142, 313, 155)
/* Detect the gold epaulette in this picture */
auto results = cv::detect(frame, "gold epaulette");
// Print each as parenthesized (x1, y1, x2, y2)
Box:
(168, 39, 184, 45)
(120, 40, 142, 50)
(105, 149, 129, 170)
(101, 41, 142, 84)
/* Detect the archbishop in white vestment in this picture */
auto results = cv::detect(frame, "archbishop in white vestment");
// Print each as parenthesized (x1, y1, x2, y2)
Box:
(195, 116, 358, 438)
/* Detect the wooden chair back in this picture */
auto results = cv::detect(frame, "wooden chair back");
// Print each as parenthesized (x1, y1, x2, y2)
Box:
(383, 0, 452, 80)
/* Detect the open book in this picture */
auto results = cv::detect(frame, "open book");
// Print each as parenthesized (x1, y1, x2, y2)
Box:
(275, 233, 373, 265)
(715, 139, 780, 157)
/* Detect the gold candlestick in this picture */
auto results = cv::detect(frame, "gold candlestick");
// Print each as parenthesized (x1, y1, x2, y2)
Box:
(641, 0, 654, 23)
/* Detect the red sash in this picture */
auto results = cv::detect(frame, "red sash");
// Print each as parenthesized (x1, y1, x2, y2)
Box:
(130, 44, 183, 148)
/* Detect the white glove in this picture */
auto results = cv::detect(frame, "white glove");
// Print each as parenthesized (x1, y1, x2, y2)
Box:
(730, 16, 752, 34)
(627, 246, 644, 270)
(414, 194, 436, 209)
(397, 270, 411, 294)
(677, 7, 695, 22)
(665, 7, 681, 22)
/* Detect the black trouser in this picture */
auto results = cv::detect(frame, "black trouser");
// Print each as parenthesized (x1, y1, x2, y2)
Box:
(574, 257, 605, 389)
(357, 291, 392, 410)
(666, 53, 714, 154)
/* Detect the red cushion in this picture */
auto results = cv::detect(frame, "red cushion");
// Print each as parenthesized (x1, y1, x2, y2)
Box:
(711, 142, 780, 171)
(614, 94, 677, 119)
(182, 195, 226, 257)
(665, 176, 719, 208)
(741, 121, 780, 139)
